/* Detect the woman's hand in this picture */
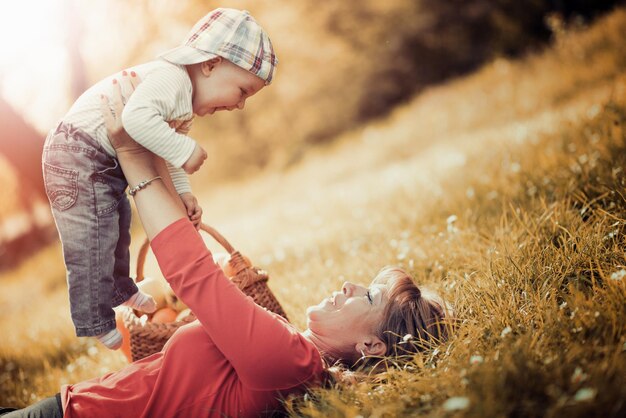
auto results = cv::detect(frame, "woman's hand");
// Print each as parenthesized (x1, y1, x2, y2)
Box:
(100, 72, 146, 155)
(179, 192, 203, 229)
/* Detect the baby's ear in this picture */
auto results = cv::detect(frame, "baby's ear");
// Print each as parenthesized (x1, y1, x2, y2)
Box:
(201, 57, 223, 76)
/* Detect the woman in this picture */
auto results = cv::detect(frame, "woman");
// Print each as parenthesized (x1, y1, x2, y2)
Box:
(1, 74, 451, 417)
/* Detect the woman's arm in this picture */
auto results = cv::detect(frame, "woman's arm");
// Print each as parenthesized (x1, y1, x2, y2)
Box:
(102, 74, 323, 390)
(100, 75, 186, 240)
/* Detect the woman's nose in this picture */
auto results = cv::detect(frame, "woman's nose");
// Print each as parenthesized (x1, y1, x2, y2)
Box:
(342, 282, 356, 297)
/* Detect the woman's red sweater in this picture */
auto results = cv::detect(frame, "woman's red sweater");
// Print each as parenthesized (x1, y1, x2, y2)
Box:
(61, 218, 324, 417)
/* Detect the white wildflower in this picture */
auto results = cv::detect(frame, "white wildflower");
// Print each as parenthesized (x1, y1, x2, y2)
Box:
(610, 269, 626, 281)
(446, 215, 458, 234)
(402, 334, 413, 343)
(500, 326, 512, 338)
(469, 355, 484, 365)
(571, 367, 588, 384)
(573, 388, 596, 402)
(443, 396, 470, 411)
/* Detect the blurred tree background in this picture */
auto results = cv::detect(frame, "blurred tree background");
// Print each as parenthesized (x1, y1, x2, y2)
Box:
(0, 0, 623, 267)
(181, 0, 624, 178)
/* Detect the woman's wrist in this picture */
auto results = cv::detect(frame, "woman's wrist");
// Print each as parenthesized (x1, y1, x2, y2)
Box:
(116, 150, 160, 188)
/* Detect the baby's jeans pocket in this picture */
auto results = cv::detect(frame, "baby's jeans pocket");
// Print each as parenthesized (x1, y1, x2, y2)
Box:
(43, 162, 79, 211)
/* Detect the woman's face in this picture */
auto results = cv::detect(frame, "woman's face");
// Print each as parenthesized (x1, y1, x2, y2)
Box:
(306, 279, 391, 353)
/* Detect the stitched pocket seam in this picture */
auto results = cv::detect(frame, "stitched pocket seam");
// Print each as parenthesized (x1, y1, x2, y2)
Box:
(44, 162, 79, 211)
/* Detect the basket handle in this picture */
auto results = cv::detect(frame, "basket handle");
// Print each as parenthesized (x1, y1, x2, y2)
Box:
(136, 222, 236, 282)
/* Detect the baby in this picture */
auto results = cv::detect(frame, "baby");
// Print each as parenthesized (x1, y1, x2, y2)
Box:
(42, 8, 277, 349)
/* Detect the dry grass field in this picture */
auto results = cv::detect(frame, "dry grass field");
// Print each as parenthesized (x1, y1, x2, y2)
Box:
(1, 7, 625, 417)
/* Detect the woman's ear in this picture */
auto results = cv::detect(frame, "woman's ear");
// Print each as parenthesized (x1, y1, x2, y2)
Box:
(355, 336, 386, 358)
(200, 57, 223, 76)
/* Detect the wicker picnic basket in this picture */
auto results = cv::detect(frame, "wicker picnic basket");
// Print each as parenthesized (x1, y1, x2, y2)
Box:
(122, 223, 288, 362)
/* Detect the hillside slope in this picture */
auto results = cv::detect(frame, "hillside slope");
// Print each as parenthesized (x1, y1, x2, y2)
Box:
(0, 7, 625, 416)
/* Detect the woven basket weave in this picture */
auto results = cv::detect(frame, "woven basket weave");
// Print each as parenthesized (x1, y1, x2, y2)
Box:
(122, 223, 288, 362)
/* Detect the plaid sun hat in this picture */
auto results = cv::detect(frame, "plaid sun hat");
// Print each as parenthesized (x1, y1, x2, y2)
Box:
(159, 8, 278, 84)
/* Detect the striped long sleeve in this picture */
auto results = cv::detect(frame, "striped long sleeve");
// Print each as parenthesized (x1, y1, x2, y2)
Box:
(121, 64, 197, 194)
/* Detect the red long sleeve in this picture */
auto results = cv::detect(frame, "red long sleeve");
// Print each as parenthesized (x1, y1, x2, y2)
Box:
(151, 218, 322, 390)
(61, 218, 324, 417)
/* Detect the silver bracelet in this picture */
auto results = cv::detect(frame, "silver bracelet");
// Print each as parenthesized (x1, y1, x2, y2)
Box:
(128, 176, 162, 196)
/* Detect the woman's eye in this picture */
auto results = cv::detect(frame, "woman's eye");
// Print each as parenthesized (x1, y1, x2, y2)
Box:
(367, 291, 372, 304)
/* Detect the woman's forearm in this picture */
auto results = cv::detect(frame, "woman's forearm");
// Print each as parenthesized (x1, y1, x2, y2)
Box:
(101, 73, 188, 240)
(117, 150, 187, 241)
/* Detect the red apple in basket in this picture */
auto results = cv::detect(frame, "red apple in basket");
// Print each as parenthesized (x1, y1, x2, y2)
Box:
(151, 307, 178, 324)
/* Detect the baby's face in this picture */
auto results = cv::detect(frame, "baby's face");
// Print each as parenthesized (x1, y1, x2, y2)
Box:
(192, 58, 266, 116)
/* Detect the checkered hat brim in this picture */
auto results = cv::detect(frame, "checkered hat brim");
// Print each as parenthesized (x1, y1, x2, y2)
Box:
(159, 8, 278, 84)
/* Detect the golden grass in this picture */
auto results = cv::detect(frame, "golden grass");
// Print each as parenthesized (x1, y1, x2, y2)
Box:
(1, 8, 626, 416)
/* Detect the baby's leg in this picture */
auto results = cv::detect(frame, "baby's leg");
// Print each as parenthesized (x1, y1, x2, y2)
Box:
(43, 124, 124, 349)
(110, 193, 138, 305)
(112, 195, 156, 313)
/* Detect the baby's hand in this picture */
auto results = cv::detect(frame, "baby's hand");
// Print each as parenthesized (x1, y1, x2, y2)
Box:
(179, 192, 203, 229)
(182, 143, 207, 174)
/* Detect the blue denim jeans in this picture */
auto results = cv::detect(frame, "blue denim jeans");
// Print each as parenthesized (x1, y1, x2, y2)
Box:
(0, 393, 63, 417)
(42, 122, 138, 337)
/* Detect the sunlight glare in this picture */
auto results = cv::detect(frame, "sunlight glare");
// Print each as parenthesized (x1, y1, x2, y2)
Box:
(0, 0, 63, 70)
(0, 0, 68, 130)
